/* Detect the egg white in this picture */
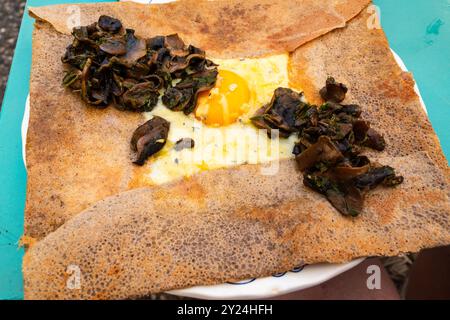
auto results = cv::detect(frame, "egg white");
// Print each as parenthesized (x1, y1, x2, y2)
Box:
(142, 54, 301, 185)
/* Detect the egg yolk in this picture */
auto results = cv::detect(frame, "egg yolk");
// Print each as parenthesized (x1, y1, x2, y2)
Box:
(195, 69, 251, 126)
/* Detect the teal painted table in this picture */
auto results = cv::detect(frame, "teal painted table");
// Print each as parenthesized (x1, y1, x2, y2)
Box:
(0, 0, 449, 299)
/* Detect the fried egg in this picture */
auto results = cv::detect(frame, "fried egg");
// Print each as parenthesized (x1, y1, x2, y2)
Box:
(141, 54, 301, 185)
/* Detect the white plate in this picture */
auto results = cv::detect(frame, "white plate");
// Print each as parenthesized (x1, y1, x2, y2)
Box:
(22, 1, 427, 299)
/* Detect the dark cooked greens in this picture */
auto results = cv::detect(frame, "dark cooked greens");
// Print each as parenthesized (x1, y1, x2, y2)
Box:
(62, 16, 218, 165)
(252, 77, 403, 217)
(162, 69, 218, 115)
(251, 88, 307, 138)
(62, 15, 218, 113)
(131, 116, 170, 166)
(319, 76, 348, 103)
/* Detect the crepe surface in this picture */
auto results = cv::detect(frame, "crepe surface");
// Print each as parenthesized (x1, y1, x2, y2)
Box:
(23, 0, 449, 299)
(26, 0, 372, 239)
